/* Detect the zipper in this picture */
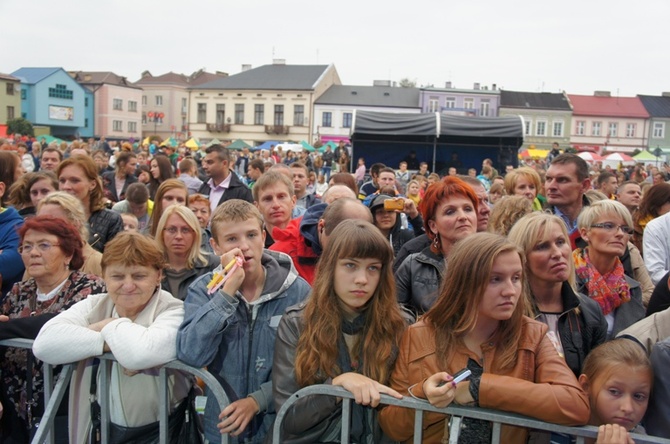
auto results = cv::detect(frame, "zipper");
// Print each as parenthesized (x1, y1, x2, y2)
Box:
(245, 303, 258, 396)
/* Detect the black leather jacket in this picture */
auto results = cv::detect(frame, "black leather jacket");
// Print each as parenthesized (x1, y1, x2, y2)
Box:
(394, 246, 445, 315)
(88, 209, 124, 253)
(531, 282, 607, 378)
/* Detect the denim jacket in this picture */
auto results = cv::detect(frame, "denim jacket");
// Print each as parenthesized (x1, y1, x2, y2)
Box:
(177, 250, 311, 443)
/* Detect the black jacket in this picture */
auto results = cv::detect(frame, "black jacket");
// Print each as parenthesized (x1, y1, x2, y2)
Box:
(531, 282, 607, 378)
(394, 246, 445, 315)
(88, 209, 124, 253)
(102, 171, 137, 203)
(197, 172, 253, 206)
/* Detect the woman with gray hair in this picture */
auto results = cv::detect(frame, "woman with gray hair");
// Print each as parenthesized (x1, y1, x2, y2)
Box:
(574, 200, 645, 338)
(155, 205, 218, 300)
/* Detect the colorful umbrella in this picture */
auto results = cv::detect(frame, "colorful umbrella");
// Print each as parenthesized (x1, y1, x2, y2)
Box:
(577, 152, 603, 162)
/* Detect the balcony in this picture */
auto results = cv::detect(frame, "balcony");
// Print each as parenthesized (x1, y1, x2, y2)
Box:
(206, 123, 231, 133)
(265, 125, 289, 135)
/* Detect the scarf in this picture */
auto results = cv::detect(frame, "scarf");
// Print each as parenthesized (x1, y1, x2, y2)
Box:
(573, 247, 631, 315)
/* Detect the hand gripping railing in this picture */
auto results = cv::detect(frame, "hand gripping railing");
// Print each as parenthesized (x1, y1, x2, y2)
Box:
(272, 384, 670, 444)
(0, 339, 230, 444)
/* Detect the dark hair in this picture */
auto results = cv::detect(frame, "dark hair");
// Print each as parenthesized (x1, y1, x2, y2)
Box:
(125, 182, 149, 204)
(550, 153, 589, 181)
(0, 151, 20, 205)
(369, 163, 385, 178)
(41, 147, 63, 161)
(205, 144, 231, 163)
(379, 167, 395, 177)
(116, 151, 136, 172)
(290, 161, 309, 176)
(18, 215, 84, 270)
(636, 182, 670, 221)
(249, 158, 265, 173)
(596, 171, 616, 187)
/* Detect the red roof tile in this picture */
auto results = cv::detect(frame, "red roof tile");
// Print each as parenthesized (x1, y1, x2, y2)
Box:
(568, 94, 649, 118)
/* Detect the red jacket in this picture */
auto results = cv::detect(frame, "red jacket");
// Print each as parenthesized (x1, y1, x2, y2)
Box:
(269, 217, 318, 285)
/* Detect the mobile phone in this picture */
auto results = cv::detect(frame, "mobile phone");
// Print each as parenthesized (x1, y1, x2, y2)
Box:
(383, 199, 404, 211)
(437, 368, 472, 387)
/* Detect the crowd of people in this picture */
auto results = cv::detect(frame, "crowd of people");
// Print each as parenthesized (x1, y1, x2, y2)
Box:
(0, 135, 669, 443)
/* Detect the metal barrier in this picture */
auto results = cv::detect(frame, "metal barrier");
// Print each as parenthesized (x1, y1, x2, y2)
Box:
(0, 339, 231, 444)
(272, 384, 670, 444)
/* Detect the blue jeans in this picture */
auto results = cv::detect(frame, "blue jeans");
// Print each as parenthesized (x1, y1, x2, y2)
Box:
(321, 166, 332, 181)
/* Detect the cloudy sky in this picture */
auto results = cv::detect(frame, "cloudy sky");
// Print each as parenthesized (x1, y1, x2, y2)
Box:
(2, 0, 669, 97)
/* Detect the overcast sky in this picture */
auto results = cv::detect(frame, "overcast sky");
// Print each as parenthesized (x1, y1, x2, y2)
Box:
(2, 0, 669, 97)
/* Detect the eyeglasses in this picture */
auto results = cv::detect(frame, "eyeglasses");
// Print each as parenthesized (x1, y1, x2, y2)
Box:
(19, 242, 61, 254)
(163, 227, 194, 236)
(590, 223, 634, 235)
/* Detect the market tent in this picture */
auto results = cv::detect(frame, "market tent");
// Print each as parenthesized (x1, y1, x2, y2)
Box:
(160, 137, 178, 147)
(207, 138, 222, 147)
(255, 140, 281, 151)
(318, 141, 337, 153)
(142, 136, 152, 145)
(351, 111, 522, 174)
(577, 152, 603, 163)
(227, 139, 252, 150)
(300, 141, 315, 152)
(633, 150, 664, 165)
(519, 149, 550, 159)
(184, 138, 201, 149)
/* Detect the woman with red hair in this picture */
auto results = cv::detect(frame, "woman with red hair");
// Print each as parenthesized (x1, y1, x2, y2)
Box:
(0, 215, 105, 442)
(394, 176, 478, 315)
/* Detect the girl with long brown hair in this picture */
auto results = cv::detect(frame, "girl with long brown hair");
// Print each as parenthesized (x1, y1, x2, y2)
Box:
(379, 232, 590, 443)
(272, 219, 407, 443)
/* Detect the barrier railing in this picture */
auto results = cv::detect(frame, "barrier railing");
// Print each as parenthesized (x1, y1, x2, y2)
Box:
(272, 384, 670, 444)
(0, 339, 231, 444)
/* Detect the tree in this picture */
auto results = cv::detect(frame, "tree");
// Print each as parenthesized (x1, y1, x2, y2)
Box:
(7, 118, 34, 137)
(398, 77, 417, 88)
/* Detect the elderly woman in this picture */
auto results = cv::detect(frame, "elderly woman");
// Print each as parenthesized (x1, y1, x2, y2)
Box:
(508, 212, 607, 377)
(37, 191, 103, 277)
(504, 166, 544, 211)
(33, 232, 190, 444)
(394, 177, 478, 315)
(0, 215, 105, 442)
(57, 155, 124, 253)
(575, 200, 645, 338)
(156, 205, 218, 300)
(149, 179, 189, 238)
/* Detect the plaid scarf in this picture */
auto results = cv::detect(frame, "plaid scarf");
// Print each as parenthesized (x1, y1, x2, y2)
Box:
(573, 247, 631, 315)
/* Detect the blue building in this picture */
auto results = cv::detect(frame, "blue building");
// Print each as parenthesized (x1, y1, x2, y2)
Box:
(11, 67, 94, 138)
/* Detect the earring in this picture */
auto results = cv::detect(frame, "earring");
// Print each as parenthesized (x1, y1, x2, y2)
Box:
(432, 232, 440, 250)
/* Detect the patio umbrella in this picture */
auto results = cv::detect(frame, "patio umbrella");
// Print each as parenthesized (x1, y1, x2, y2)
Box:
(227, 139, 252, 150)
(604, 152, 634, 163)
(207, 138, 222, 147)
(577, 152, 603, 163)
(184, 138, 201, 149)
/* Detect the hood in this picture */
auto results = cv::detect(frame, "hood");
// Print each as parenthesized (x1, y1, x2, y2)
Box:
(299, 203, 327, 255)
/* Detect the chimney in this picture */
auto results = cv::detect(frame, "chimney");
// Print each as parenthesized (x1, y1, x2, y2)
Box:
(445, 81, 452, 88)
(594, 91, 611, 97)
(373, 80, 391, 87)
(272, 59, 286, 65)
(241, 64, 252, 72)
(492, 83, 497, 90)
(662, 92, 670, 97)
(474, 82, 481, 90)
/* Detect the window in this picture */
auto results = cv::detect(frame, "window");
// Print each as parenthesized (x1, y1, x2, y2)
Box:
(626, 123, 636, 138)
(7, 106, 15, 120)
(85, 97, 89, 107)
(21, 89, 26, 100)
(592, 122, 601, 136)
(536, 120, 547, 136)
(235, 104, 244, 124)
(480, 100, 490, 117)
(294, 105, 304, 126)
(575, 120, 585, 135)
(322, 112, 332, 127)
(197, 103, 207, 123)
(216, 104, 225, 125)
(428, 97, 439, 112)
(113, 99, 123, 110)
(128, 101, 137, 112)
(142, 95, 147, 105)
(274, 105, 284, 126)
(112, 120, 123, 131)
(445, 97, 456, 108)
(342, 112, 353, 128)
(142, 112, 147, 125)
(85, 118, 88, 128)
(181, 98, 187, 113)
(552, 121, 564, 137)
(608, 122, 618, 138)
(463, 98, 475, 110)
(254, 104, 264, 125)
(524, 119, 532, 136)
(48, 84, 73, 100)
(128, 121, 137, 133)
(6, 83, 14, 95)
(155, 95, 163, 106)
(653, 121, 665, 138)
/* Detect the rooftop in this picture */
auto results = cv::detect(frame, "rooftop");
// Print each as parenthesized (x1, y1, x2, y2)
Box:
(638, 95, 670, 118)
(315, 85, 420, 108)
(191, 64, 334, 90)
(11, 67, 61, 84)
(568, 94, 649, 118)
(69, 71, 141, 89)
(500, 90, 572, 111)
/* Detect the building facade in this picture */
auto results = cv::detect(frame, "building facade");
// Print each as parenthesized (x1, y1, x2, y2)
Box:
(498, 90, 572, 150)
(419, 82, 500, 117)
(568, 92, 649, 154)
(134, 70, 228, 140)
(188, 61, 341, 145)
(0, 73, 21, 127)
(638, 94, 670, 155)
(313, 84, 420, 144)
(11, 67, 90, 138)
(70, 72, 143, 140)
